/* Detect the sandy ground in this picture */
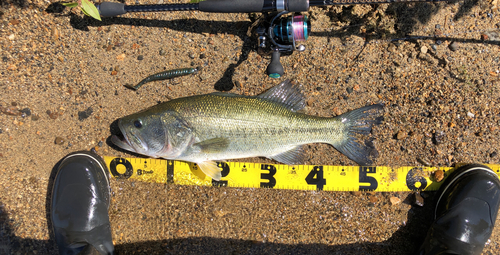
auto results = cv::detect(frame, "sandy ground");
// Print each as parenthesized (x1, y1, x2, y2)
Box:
(1, 0, 500, 254)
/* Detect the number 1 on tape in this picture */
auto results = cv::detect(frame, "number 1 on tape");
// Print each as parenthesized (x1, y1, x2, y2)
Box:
(103, 156, 500, 192)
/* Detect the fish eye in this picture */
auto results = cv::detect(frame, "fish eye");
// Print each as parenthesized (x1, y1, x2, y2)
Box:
(134, 120, 142, 128)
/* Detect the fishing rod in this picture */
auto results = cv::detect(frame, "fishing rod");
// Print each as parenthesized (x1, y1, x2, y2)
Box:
(97, 0, 450, 78)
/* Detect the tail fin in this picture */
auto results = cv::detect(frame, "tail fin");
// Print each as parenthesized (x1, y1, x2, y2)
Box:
(333, 104, 383, 165)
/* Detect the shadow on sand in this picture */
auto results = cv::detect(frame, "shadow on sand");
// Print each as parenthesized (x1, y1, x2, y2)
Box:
(39, 0, 488, 91)
(2, 177, 436, 255)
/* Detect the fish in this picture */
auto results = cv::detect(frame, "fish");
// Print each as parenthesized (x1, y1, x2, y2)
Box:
(111, 80, 383, 181)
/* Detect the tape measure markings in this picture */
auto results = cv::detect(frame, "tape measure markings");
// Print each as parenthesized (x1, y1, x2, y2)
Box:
(104, 156, 500, 192)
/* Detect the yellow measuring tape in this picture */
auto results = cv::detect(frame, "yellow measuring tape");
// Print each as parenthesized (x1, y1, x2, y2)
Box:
(103, 156, 500, 192)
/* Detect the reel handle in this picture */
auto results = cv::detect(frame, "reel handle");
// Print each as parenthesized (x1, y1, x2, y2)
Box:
(267, 50, 284, 78)
(97, 2, 126, 17)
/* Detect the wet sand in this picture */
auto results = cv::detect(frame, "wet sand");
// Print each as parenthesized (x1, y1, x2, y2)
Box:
(1, 0, 500, 254)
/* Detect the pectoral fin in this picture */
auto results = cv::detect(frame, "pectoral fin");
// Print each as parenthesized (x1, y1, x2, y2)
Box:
(193, 137, 229, 154)
(197, 161, 222, 181)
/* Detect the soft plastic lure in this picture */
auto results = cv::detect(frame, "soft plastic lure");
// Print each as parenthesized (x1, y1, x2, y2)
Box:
(125, 67, 198, 90)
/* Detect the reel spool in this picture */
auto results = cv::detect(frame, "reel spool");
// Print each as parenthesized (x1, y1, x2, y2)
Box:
(273, 14, 310, 46)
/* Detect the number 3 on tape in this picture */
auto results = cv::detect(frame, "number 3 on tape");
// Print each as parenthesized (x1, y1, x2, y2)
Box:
(260, 164, 277, 188)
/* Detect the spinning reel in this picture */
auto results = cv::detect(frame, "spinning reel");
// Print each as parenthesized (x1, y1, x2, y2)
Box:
(256, 12, 311, 78)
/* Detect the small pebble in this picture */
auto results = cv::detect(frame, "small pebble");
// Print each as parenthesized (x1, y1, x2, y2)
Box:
(431, 44, 437, 51)
(436, 40, 442, 45)
(467, 112, 475, 118)
(390, 197, 401, 205)
(387, 43, 397, 53)
(188, 52, 195, 59)
(98, 141, 104, 147)
(9, 19, 20, 25)
(159, 49, 166, 56)
(31, 114, 40, 121)
(351, 191, 362, 196)
(234, 81, 241, 88)
(20, 108, 31, 117)
(397, 131, 407, 140)
(54, 137, 65, 145)
(369, 196, 378, 203)
(449, 41, 459, 51)
(137, 55, 144, 60)
(47, 110, 58, 119)
(346, 87, 353, 93)
(2, 106, 20, 116)
(420, 46, 428, 54)
(414, 192, 424, 207)
(490, 151, 497, 158)
(435, 24, 441, 29)
(417, 157, 431, 166)
(116, 53, 126, 61)
(482, 30, 500, 41)
(434, 170, 444, 182)
(200, 53, 206, 59)
(78, 107, 93, 121)
(433, 131, 445, 145)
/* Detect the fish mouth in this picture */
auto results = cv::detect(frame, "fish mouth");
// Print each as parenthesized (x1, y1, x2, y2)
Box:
(111, 120, 134, 152)
(111, 134, 134, 151)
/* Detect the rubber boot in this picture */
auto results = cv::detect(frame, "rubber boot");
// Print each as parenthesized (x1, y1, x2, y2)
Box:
(417, 164, 500, 255)
(51, 151, 114, 255)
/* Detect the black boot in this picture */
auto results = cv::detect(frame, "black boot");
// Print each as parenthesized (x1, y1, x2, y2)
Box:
(418, 164, 500, 255)
(51, 151, 114, 255)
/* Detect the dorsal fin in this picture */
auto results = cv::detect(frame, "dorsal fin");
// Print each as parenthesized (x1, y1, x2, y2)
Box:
(257, 80, 306, 112)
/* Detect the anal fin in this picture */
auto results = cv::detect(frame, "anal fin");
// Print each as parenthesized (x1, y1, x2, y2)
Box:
(197, 161, 222, 181)
(270, 146, 304, 165)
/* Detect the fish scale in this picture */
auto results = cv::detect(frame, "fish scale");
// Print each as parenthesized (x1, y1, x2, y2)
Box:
(179, 95, 334, 157)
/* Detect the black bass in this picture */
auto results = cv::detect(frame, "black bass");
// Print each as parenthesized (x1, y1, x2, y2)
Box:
(111, 80, 383, 180)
